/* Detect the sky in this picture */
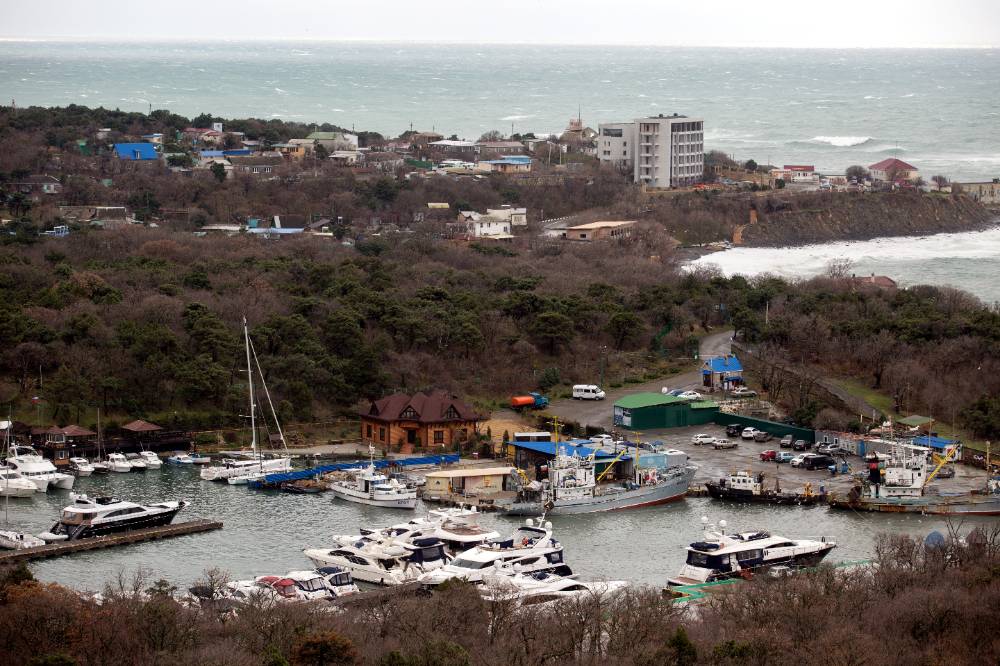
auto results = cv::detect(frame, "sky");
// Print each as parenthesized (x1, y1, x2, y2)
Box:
(2, 0, 999, 47)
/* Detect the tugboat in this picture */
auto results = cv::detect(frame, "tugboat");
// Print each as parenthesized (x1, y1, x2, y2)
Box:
(38, 493, 187, 541)
(504, 443, 696, 515)
(706, 470, 820, 506)
(667, 517, 836, 586)
(828, 443, 1000, 515)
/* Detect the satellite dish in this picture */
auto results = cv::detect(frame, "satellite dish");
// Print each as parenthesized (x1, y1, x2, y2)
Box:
(719, 519, 728, 529)
(701, 516, 709, 524)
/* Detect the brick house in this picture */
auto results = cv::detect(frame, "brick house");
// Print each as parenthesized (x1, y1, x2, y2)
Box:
(360, 390, 482, 453)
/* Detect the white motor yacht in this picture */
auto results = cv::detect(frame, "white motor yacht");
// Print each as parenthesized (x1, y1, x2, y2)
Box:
(667, 517, 837, 586)
(105, 453, 132, 473)
(125, 453, 148, 471)
(38, 493, 187, 541)
(90, 459, 109, 474)
(138, 451, 162, 469)
(303, 537, 450, 586)
(418, 519, 570, 586)
(331, 507, 492, 553)
(222, 568, 359, 603)
(0, 529, 46, 550)
(0, 465, 40, 497)
(201, 456, 291, 481)
(68, 457, 94, 476)
(329, 445, 417, 509)
(6, 445, 74, 491)
(480, 570, 628, 605)
(166, 453, 194, 465)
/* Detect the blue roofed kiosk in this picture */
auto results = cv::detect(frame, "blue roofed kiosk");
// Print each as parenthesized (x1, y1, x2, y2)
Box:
(701, 354, 743, 390)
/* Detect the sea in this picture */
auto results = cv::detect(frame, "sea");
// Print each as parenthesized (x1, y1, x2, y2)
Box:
(1, 41, 999, 180)
(8, 465, 995, 592)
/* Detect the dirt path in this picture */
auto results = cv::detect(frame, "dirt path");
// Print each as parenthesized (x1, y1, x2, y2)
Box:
(546, 329, 735, 430)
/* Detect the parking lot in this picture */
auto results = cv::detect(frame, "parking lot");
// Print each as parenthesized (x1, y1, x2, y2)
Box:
(625, 423, 988, 495)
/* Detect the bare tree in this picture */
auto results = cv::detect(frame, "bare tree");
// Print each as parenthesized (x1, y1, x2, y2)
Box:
(931, 175, 949, 191)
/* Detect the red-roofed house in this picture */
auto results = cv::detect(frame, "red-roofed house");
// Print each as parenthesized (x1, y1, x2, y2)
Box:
(869, 158, 919, 183)
(360, 390, 482, 453)
(35, 425, 97, 466)
(782, 165, 817, 183)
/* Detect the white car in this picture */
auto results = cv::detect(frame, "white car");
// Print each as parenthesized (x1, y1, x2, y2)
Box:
(572, 385, 606, 400)
(731, 387, 757, 398)
(691, 433, 715, 446)
(676, 391, 703, 401)
(741, 428, 760, 440)
(790, 454, 813, 468)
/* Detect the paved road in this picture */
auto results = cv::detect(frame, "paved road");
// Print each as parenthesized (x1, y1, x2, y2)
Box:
(548, 329, 735, 429)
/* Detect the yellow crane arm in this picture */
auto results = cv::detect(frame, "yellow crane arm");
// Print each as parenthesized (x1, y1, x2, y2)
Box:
(925, 446, 958, 486)
(596, 449, 630, 483)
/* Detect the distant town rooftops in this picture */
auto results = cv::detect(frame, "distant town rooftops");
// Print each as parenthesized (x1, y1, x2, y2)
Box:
(430, 139, 476, 147)
(113, 143, 159, 161)
(567, 220, 636, 230)
(783, 165, 815, 172)
(477, 141, 526, 149)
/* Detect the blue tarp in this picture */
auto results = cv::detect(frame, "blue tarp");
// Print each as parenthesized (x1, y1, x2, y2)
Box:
(702, 355, 743, 375)
(113, 143, 159, 160)
(508, 440, 623, 459)
(911, 435, 958, 450)
(249, 453, 460, 488)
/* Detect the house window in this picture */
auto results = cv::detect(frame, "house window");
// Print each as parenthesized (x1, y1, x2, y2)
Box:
(366, 424, 373, 438)
(57, 450, 68, 460)
(400, 407, 418, 419)
(445, 406, 459, 420)
(434, 431, 444, 444)
(379, 428, 386, 442)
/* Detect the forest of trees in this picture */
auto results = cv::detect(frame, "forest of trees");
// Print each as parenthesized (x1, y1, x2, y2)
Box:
(2, 528, 998, 665)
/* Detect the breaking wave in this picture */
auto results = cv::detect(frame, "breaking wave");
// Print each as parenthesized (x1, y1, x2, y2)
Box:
(809, 135, 873, 147)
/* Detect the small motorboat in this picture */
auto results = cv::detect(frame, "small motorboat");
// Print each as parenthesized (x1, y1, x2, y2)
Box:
(166, 453, 194, 465)
(125, 453, 148, 471)
(105, 453, 132, 473)
(0, 529, 46, 550)
(69, 457, 95, 477)
(138, 451, 163, 469)
(190, 453, 213, 465)
(90, 459, 110, 474)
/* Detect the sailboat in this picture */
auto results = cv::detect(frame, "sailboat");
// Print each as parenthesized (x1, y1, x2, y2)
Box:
(210, 318, 292, 486)
(1, 415, 46, 550)
(90, 409, 109, 474)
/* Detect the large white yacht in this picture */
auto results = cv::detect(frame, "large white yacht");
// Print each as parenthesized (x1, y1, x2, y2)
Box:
(667, 517, 836, 586)
(480, 571, 628, 606)
(5, 445, 74, 491)
(329, 445, 417, 509)
(332, 507, 500, 556)
(38, 493, 187, 541)
(0, 465, 39, 497)
(303, 536, 450, 586)
(418, 519, 571, 586)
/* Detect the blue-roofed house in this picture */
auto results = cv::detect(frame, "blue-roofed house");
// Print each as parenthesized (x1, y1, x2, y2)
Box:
(113, 143, 160, 161)
(478, 155, 532, 174)
(701, 354, 743, 389)
(911, 435, 961, 460)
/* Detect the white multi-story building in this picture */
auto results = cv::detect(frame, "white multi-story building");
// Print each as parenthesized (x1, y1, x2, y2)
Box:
(598, 113, 704, 188)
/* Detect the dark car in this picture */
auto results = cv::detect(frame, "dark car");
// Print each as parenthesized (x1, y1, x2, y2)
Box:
(779, 435, 794, 448)
(726, 424, 743, 437)
(804, 454, 836, 470)
(792, 439, 812, 451)
(753, 431, 772, 443)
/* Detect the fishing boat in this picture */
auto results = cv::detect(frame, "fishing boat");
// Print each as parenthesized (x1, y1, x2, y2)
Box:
(303, 536, 451, 586)
(828, 442, 1000, 515)
(706, 470, 820, 506)
(6, 445, 74, 491)
(418, 519, 571, 586)
(68, 457, 95, 477)
(203, 318, 293, 485)
(38, 493, 187, 542)
(505, 443, 696, 515)
(329, 445, 417, 509)
(666, 517, 836, 586)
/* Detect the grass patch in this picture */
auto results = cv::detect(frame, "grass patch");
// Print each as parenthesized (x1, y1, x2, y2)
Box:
(832, 377, 895, 417)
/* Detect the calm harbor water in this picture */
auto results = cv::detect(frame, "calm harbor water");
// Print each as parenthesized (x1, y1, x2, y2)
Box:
(689, 225, 1000, 305)
(7, 465, 994, 591)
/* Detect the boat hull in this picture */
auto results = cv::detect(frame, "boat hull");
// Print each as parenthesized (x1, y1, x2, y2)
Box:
(829, 495, 1000, 516)
(201, 458, 291, 481)
(668, 544, 836, 586)
(331, 485, 417, 509)
(46, 506, 185, 541)
(705, 483, 819, 506)
(0, 485, 37, 498)
(506, 466, 695, 516)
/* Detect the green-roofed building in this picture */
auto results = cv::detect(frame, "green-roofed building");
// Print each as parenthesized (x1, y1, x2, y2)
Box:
(613, 392, 719, 430)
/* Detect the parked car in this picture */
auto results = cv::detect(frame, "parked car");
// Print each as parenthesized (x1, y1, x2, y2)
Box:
(730, 387, 757, 398)
(713, 438, 738, 450)
(741, 428, 760, 440)
(759, 449, 777, 462)
(817, 444, 846, 456)
(804, 454, 836, 471)
(935, 464, 956, 479)
(677, 391, 704, 401)
(753, 431, 773, 443)
(792, 439, 812, 451)
(726, 424, 743, 437)
(572, 384, 606, 400)
(779, 435, 794, 448)
(590, 434, 615, 447)
(776, 451, 795, 464)
(790, 454, 812, 468)
(691, 433, 716, 446)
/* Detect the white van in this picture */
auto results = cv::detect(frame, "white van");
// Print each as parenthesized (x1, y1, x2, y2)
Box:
(572, 384, 606, 400)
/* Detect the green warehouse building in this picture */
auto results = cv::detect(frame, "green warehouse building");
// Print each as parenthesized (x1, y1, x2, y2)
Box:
(613, 393, 720, 430)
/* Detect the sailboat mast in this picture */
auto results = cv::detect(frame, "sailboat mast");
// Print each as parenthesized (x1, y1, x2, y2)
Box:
(244, 317, 257, 457)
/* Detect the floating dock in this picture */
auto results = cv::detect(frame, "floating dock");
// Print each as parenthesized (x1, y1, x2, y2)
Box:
(0, 519, 223, 563)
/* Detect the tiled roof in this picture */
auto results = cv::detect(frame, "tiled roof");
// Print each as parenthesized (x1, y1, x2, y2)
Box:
(122, 419, 163, 432)
(869, 157, 917, 171)
(363, 390, 480, 423)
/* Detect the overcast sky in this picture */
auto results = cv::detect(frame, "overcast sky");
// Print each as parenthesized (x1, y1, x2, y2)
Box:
(3, 0, 999, 47)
